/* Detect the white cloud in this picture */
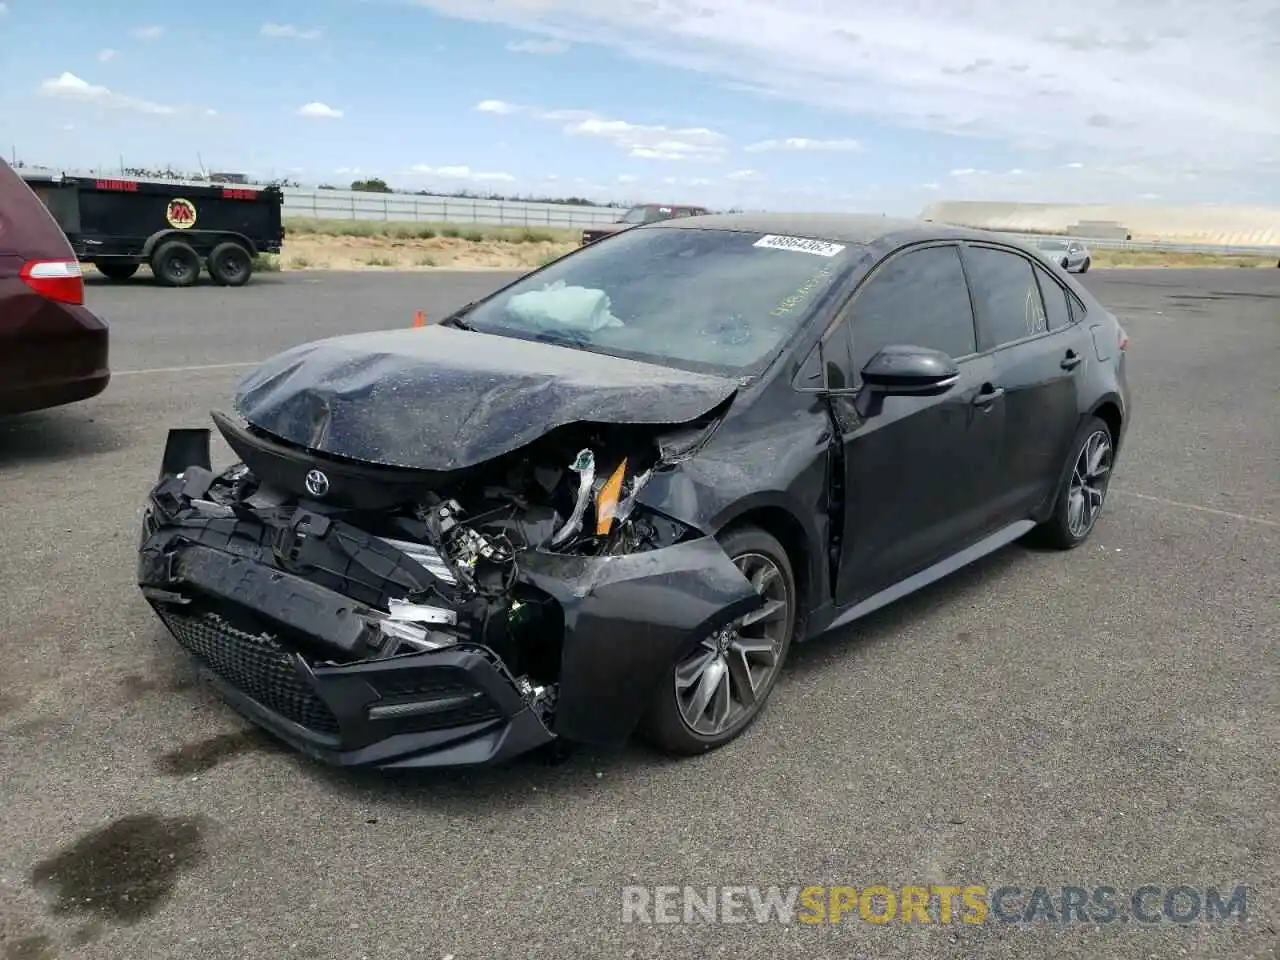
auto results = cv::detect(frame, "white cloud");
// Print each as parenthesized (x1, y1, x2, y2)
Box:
(297, 102, 343, 118)
(727, 169, 763, 181)
(744, 137, 863, 153)
(475, 99, 519, 114)
(98, 49, 117, 62)
(38, 72, 177, 115)
(0, 4, 9, 15)
(617, 174, 638, 183)
(262, 23, 323, 40)
(949, 168, 977, 176)
(130, 25, 164, 40)
(414, 0, 1280, 196)
(566, 117, 725, 160)
(474, 99, 726, 160)
(506, 37, 569, 54)
(411, 164, 516, 182)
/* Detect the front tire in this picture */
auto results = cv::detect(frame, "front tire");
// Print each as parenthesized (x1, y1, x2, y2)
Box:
(95, 261, 139, 281)
(1031, 416, 1115, 549)
(1080, 257, 1091, 274)
(151, 240, 200, 287)
(638, 525, 796, 755)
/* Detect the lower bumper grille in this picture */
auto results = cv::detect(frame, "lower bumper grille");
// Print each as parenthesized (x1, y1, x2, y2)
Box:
(158, 608, 341, 735)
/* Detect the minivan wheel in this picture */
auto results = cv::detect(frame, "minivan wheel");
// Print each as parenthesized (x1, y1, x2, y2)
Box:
(1031, 415, 1115, 550)
(95, 261, 139, 282)
(207, 241, 252, 287)
(638, 524, 796, 755)
(1080, 257, 1091, 274)
(151, 241, 200, 287)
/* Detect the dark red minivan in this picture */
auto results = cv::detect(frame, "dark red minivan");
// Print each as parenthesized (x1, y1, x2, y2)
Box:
(0, 159, 110, 415)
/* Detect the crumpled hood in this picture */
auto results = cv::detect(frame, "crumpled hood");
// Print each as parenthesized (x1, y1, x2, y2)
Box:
(233, 324, 739, 471)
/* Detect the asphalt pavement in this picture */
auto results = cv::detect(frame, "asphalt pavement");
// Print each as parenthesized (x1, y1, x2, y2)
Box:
(1, 268, 1276, 960)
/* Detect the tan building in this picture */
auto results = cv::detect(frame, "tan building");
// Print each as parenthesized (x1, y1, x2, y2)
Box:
(919, 201, 1280, 246)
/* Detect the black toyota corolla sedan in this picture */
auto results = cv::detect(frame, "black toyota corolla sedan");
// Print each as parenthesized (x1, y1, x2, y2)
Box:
(138, 213, 1130, 769)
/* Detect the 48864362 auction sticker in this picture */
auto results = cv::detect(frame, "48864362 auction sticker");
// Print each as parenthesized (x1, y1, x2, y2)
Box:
(753, 234, 846, 257)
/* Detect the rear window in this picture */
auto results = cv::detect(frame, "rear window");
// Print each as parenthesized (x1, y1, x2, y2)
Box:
(462, 226, 860, 376)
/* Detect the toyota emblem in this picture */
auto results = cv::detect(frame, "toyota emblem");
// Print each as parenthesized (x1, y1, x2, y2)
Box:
(304, 469, 330, 498)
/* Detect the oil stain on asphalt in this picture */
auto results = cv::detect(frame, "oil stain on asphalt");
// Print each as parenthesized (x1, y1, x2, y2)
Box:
(28, 814, 208, 925)
(154, 728, 278, 776)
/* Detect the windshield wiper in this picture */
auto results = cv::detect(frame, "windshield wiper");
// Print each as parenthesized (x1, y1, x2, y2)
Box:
(532, 330, 591, 350)
(441, 303, 476, 329)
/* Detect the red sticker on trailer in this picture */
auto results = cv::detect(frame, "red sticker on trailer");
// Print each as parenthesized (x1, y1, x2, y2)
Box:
(221, 188, 256, 200)
(96, 179, 139, 192)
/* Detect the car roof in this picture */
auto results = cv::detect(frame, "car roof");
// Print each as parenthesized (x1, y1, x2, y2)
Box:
(641, 211, 1005, 246)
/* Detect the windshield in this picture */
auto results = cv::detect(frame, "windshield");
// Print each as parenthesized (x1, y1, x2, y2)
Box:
(1037, 239, 1068, 250)
(460, 226, 858, 376)
(619, 205, 670, 224)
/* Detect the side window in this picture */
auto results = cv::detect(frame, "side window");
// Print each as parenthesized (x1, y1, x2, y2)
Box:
(963, 246, 1047, 350)
(1033, 263, 1073, 331)
(848, 245, 977, 376)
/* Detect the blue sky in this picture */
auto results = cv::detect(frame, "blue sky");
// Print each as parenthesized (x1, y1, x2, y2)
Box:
(2, 0, 1277, 214)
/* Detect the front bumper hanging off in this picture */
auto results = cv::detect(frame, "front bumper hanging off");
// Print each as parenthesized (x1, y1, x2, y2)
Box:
(137, 427, 761, 770)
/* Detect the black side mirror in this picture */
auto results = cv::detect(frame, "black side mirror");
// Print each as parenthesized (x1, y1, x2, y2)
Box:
(859, 344, 959, 396)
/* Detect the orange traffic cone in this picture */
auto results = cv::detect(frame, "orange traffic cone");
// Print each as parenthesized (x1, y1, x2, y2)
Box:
(413, 310, 426, 327)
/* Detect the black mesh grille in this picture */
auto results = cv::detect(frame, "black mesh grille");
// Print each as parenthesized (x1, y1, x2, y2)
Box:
(158, 609, 341, 735)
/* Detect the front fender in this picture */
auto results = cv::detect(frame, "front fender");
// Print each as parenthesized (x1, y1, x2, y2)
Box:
(517, 537, 761, 745)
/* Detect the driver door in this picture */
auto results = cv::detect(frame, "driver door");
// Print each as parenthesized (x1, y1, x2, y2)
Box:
(827, 243, 1007, 606)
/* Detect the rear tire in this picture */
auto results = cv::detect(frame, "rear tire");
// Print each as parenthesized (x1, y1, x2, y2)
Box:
(207, 241, 253, 287)
(151, 241, 200, 287)
(638, 524, 797, 756)
(94, 261, 139, 282)
(1061, 257, 1070, 270)
(1080, 257, 1091, 274)
(1029, 415, 1115, 550)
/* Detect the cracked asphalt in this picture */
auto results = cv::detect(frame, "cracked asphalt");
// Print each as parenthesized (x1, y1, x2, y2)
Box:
(1, 267, 1276, 960)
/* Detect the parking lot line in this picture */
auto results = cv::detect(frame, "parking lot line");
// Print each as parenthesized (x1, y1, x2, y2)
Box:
(112, 361, 259, 376)
(1115, 489, 1278, 528)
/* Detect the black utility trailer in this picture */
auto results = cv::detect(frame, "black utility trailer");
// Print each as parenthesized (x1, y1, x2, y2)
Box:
(20, 173, 285, 287)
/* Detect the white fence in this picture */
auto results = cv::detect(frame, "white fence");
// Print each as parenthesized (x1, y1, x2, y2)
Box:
(282, 188, 622, 228)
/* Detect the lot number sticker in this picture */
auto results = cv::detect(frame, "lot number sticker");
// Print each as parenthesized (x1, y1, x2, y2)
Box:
(753, 234, 846, 257)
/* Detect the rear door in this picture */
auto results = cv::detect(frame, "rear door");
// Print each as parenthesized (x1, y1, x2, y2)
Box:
(958, 242, 1084, 522)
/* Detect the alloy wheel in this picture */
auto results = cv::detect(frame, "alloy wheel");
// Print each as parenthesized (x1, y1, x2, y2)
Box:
(674, 551, 790, 737)
(1067, 429, 1113, 538)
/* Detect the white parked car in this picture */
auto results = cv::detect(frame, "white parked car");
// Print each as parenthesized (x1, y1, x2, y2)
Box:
(1036, 238, 1092, 273)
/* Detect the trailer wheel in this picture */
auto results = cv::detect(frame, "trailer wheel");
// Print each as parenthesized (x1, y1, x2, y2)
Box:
(94, 261, 139, 282)
(151, 241, 201, 287)
(207, 241, 253, 287)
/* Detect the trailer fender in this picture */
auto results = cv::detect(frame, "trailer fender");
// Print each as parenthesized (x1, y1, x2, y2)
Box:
(142, 229, 258, 259)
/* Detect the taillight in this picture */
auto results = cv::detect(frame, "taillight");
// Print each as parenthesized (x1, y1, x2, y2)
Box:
(1117, 325, 1129, 351)
(20, 259, 84, 305)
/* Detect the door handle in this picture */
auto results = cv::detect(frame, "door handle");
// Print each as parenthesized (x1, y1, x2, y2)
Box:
(1061, 350, 1083, 371)
(972, 385, 1004, 407)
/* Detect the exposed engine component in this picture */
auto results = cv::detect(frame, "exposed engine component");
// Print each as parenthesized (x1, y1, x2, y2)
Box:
(550, 448, 596, 546)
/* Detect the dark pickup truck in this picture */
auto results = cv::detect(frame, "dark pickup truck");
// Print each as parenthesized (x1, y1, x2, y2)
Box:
(20, 172, 285, 287)
(580, 202, 709, 246)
